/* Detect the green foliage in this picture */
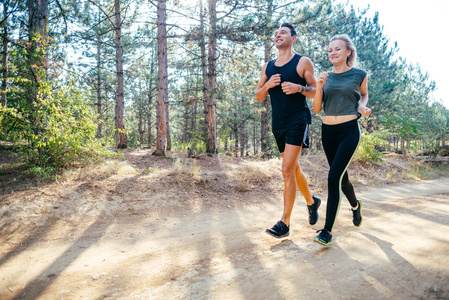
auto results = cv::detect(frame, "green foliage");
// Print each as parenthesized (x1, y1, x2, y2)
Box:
(140, 166, 154, 175)
(355, 131, 389, 163)
(172, 137, 207, 155)
(380, 113, 424, 153)
(116, 150, 125, 161)
(384, 115, 423, 141)
(27, 166, 61, 180)
(17, 71, 107, 170)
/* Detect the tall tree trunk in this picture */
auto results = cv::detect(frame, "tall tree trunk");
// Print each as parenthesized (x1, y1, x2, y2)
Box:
(138, 113, 144, 146)
(192, 95, 197, 139)
(206, 0, 217, 154)
(1, 21, 8, 108)
(234, 125, 238, 157)
(199, 0, 209, 150)
(240, 121, 245, 157)
(147, 89, 153, 147)
(183, 100, 188, 142)
(114, 0, 127, 148)
(224, 129, 228, 152)
(153, 0, 167, 156)
(260, 0, 273, 158)
(165, 100, 171, 150)
(27, 0, 48, 143)
(147, 44, 155, 148)
(138, 80, 144, 146)
(1, 12, 8, 136)
(253, 117, 257, 156)
(260, 40, 270, 158)
(96, 33, 102, 139)
(155, 102, 159, 143)
(401, 137, 406, 155)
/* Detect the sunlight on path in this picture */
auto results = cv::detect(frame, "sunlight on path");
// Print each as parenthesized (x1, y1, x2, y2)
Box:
(1, 178, 448, 299)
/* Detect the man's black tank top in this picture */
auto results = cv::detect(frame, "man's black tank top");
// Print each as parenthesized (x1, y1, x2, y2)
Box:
(265, 54, 311, 128)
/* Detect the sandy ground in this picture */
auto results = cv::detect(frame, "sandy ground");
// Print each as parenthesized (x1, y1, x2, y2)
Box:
(1, 169, 449, 300)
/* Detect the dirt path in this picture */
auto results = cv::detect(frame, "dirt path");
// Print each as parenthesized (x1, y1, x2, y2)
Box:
(1, 177, 449, 299)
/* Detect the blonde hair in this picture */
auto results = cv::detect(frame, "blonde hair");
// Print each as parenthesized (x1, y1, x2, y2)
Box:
(330, 34, 357, 67)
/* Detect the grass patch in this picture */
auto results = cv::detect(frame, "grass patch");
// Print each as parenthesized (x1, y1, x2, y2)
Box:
(232, 159, 281, 192)
(62, 160, 129, 182)
(386, 159, 449, 182)
(171, 157, 202, 184)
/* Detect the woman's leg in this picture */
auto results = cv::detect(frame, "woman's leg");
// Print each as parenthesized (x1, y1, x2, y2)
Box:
(322, 121, 360, 232)
(341, 172, 358, 208)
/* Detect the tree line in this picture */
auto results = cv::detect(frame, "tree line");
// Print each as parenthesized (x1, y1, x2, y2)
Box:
(1, 0, 448, 169)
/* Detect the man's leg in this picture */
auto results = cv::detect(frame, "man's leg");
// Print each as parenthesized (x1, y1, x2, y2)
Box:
(294, 162, 313, 205)
(280, 143, 303, 226)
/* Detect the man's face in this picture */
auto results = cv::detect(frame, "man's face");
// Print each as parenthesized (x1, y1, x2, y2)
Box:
(274, 26, 296, 48)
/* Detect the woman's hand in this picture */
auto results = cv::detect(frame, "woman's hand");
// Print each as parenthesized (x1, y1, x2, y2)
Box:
(316, 72, 329, 90)
(358, 105, 372, 117)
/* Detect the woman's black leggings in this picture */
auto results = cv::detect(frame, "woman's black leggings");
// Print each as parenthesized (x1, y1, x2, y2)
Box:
(322, 119, 361, 232)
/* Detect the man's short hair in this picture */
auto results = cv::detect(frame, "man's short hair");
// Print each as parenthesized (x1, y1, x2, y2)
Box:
(280, 23, 297, 37)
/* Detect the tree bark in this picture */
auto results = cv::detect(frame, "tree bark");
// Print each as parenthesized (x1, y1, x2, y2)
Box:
(138, 113, 144, 146)
(199, 0, 209, 150)
(147, 88, 153, 147)
(233, 125, 238, 157)
(240, 120, 245, 157)
(192, 96, 197, 138)
(96, 31, 102, 139)
(114, 0, 127, 148)
(165, 100, 171, 150)
(147, 43, 156, 148)
(260, 0, 273, 158)
(183, 100, 188, 142)
(253, 117, 257, 156)
(260, 40, 270, 158)
(224, 130, 228, 152)
(206, 0, 217, 154)
(0, 3, 10, 137)
(27, 0, 48, 142)
(1, 19, 8, 108)
(153, 0, 167, 156)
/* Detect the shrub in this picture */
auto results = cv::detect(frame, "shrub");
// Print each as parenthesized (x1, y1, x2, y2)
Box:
(172, 138, 206, 155)
(20, 76, 108, 171)
(355, 131, 389, 163)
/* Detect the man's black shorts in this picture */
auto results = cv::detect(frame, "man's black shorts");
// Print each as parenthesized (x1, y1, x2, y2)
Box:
(272, 124, 309, 153)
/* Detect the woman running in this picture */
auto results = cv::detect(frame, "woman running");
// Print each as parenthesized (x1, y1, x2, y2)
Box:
(313, 34, 371, 246)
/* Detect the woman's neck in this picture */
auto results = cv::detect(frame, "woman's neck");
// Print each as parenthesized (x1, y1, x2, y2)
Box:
(332, 63, 351, 73)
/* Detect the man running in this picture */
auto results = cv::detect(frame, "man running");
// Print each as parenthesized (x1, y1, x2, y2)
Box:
(255, 23, 320, 238)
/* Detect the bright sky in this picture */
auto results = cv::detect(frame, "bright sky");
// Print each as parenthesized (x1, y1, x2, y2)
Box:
(344, 0, 449, 109)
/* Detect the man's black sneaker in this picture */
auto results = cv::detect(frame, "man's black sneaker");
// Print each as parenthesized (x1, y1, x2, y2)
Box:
(266, 220, 290, 238)
(313, 229, 332, 246)
(307, 196, 321, 225)
(352, 200, 363, 227)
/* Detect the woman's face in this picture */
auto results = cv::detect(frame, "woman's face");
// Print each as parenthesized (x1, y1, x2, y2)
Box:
(328, 39, 351, 66)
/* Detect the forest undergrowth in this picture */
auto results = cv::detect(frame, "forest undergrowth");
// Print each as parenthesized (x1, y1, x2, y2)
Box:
(2, 146, 449, 197)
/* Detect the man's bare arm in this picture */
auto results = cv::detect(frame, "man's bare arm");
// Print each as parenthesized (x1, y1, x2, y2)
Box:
(255, 63, 281, 102)
(298, 57, 316, 99)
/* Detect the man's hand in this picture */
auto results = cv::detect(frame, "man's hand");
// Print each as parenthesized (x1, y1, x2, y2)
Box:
(266, 74, 281, 89)
(281, 81, 299, 95)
